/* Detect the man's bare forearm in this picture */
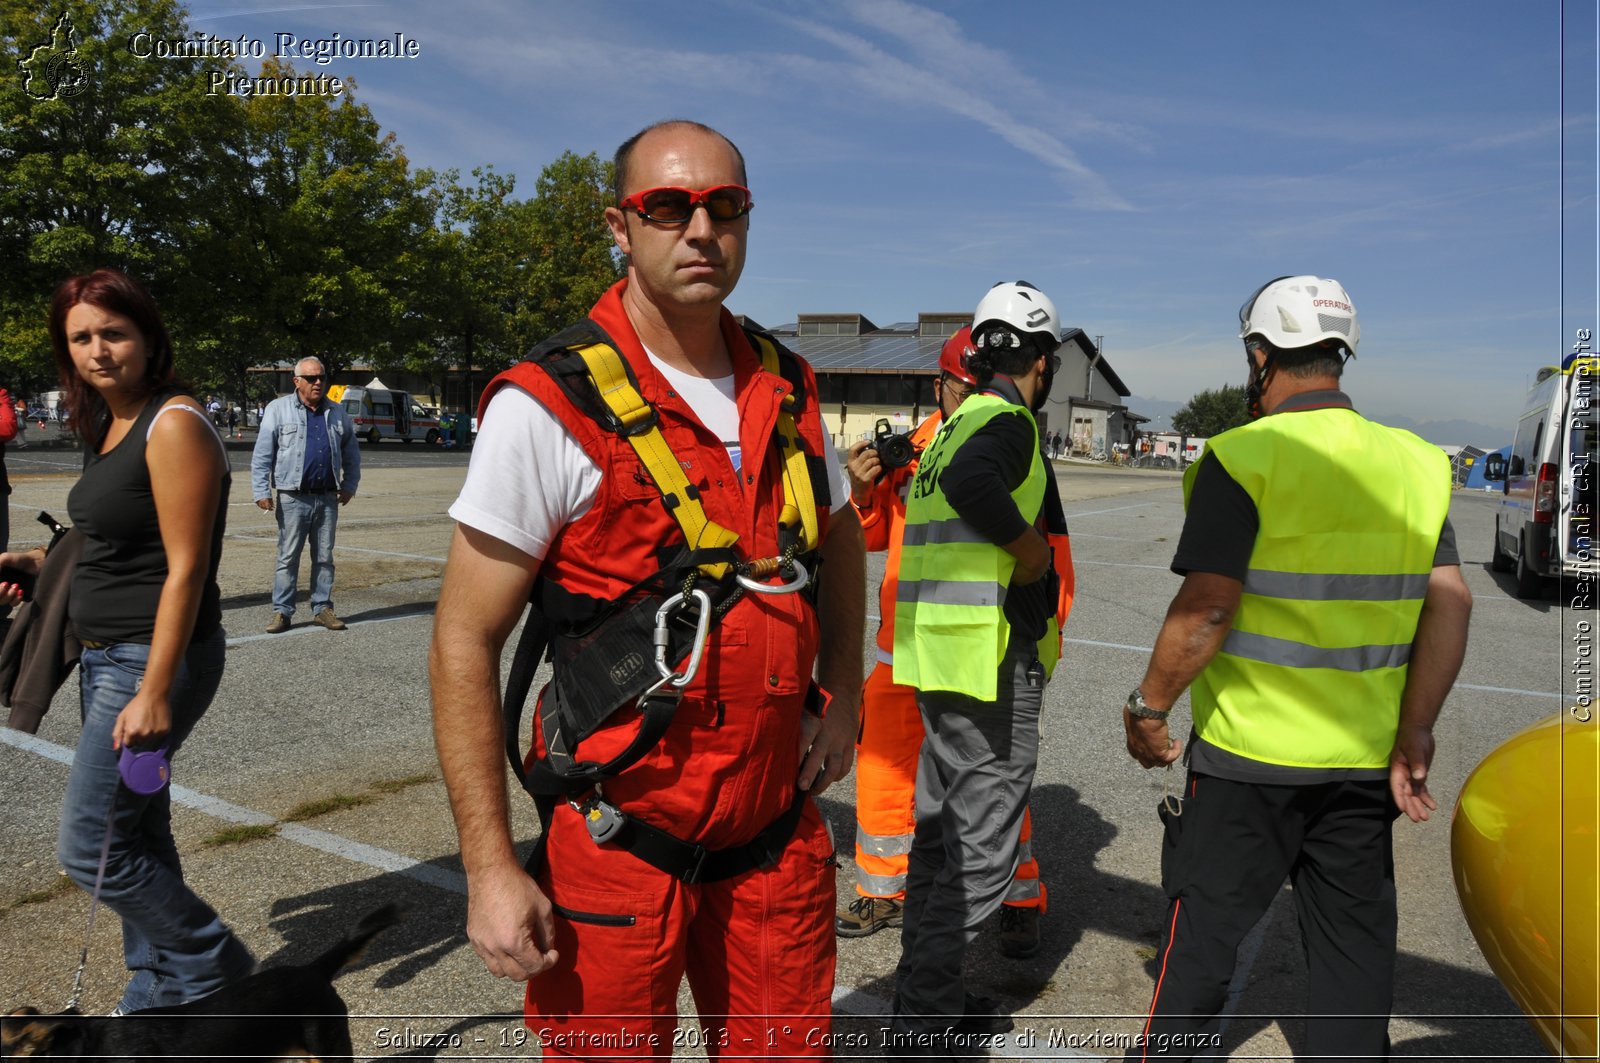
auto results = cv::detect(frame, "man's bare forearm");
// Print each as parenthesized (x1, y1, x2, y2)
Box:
(1398, 564, 1473, 731)
(430, 627, 519, 875)
(1139, 572, 1242, 708)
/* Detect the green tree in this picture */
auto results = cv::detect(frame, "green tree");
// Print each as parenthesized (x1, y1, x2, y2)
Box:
(0, 0, 244, 387)
(409, 166, 528, 403)
(225, 59, 432, 389)
(1171, 384, 1250, 438)
(513, 150, 622, 354)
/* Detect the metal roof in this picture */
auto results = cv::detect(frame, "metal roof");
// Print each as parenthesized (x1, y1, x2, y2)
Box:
(788, 332, 942, 373)
(782, 324, 1130, 398)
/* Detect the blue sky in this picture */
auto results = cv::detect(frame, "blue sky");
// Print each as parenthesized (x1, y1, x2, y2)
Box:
(178, 0, 1596, 441)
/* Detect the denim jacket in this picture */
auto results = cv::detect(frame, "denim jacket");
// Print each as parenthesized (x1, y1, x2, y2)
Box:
(250, 393, 361, 499)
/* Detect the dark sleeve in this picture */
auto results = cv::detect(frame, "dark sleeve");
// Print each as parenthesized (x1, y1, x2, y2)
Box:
(942, 412, 1035, 546)
(1171, 454, 1257, 580)
(1433, 517, 1458, 567)
(1041, 460, 1068, 536)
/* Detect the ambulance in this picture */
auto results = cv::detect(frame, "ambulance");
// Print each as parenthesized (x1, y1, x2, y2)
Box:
(327, 381, 442, 445)
(1489, 354, 1597, 598)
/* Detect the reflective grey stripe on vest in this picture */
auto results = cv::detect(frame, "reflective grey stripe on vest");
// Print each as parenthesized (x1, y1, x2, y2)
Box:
(896, 579, 1006, 608)
(1244, 569, 1431, 602)
(1004, 877, 1040, 902)
(1015, 838, 1034, 866)
(856, 825, 913, 858)
(1223, 629, 1412, 672)
(856, 868, 907, 895)
(900, 517, 991, 548)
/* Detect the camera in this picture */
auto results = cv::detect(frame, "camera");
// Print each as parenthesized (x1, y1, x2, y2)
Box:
(868, 418, 917, 471)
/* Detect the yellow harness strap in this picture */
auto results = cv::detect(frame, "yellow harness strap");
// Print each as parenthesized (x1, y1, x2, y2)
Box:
(752, 336, 820, 555)
(573, 343, 740, 580)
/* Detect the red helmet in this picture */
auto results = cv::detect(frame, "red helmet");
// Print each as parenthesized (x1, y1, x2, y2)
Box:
(939, 326, 978, 387)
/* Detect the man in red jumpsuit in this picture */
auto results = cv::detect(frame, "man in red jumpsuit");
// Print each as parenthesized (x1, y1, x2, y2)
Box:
(430, 120, 865, 1060)
(838, 328, 1069, 959)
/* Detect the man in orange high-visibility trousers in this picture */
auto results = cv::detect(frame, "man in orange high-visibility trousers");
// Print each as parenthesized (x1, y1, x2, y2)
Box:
(836, 326, 1074, 960)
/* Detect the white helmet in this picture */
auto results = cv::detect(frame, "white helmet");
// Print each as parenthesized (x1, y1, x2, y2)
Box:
(972, 281, 1061, 349)
(1238, 275, 1360, 357)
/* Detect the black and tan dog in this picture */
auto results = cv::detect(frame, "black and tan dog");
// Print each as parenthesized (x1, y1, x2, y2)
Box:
(2, 904, 398, 1061)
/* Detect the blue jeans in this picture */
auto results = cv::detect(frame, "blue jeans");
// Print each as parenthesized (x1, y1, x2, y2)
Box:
(273, 489, 338, 617)
(58, 628, 255, 1011)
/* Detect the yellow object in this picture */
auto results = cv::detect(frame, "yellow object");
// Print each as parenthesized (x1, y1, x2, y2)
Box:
(1452, 710, 1599, 1060)
(326, 383, 346, 403)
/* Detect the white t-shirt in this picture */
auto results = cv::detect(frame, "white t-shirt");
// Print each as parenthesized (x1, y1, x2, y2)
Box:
(450, 359, 849, 562)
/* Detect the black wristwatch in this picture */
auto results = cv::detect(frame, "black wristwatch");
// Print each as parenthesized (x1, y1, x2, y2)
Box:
(1125, 688, 1171, 721)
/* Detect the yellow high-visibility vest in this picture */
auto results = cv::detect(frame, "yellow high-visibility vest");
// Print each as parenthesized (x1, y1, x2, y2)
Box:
(893, 393, 1056, 699)
(1186, 407, 1452, 768)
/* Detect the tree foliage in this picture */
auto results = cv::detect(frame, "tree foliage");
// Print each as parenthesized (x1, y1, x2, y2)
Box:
(0, 0, 620, 408)
(0, 0, 241, 390)
(1171, 384, 1250, 438)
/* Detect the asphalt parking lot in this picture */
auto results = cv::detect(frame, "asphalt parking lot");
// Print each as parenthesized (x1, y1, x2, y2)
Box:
(0, 444, 1571, 1060)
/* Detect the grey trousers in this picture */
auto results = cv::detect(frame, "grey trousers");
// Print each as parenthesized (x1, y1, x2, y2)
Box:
(893, 649, 1044, 1029)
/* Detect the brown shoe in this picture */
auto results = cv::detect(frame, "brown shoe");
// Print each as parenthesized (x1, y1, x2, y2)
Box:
(313, 608, 347, 631)
(835, 894, 903, 938)
(265, 613, 290, 634)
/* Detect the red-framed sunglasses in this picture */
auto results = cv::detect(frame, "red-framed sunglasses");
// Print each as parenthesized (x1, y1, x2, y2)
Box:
(619, 184, 754, 225)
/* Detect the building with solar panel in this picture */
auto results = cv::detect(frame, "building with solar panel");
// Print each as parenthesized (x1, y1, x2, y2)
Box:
(751, 312, 1142, 458)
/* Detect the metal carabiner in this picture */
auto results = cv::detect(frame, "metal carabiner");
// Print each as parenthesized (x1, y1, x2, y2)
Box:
(736, 557, 809, 596)
(652, 588, 712, 689)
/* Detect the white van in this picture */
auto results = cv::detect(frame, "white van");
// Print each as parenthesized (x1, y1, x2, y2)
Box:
(328, 384, 441, 445)
(1489, 355, 1597, 597)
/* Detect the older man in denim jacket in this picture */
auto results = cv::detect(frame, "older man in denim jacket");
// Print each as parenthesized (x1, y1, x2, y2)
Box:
(251, 357, 361, 633)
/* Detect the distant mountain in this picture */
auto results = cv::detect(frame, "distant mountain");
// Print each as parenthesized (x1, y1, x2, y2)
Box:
(1126, 394, 1511, 449)
(1365, 414, 1513, 450)
(1124, 395, 1183, 429)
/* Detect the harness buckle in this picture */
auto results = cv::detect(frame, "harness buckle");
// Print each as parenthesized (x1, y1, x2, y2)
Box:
(572, 793, 628, 844)
(680, 844, 710, 885)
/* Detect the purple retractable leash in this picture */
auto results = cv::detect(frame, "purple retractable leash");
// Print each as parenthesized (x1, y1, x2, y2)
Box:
(63, 744, 171, 1011)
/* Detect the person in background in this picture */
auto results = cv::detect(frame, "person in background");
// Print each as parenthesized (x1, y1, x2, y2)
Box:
(1121, 275, 1471, 1060)
(838, 326, 1070, 962)
(251, 357, 361, 634)
(889, 281, 1071, 1048)
(0, 268, 252, 1014)
(0, 389, 17, 551)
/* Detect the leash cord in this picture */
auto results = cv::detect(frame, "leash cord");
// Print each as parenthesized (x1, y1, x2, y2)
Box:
(65, 803, 117, 1011)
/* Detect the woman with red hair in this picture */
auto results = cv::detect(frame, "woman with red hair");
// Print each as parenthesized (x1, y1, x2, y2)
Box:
(2, 269, 252, 1014)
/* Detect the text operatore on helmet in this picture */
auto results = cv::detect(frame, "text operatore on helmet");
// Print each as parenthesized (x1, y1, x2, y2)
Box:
(971, 281, 1061, 352)
(938, 325, 978, 386)
(1238, 275, 1360, 358)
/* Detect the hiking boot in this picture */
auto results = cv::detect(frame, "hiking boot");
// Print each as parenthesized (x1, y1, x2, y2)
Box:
(265, 612, 290, 634)
(835, 894, 904, 938)
(955, 992, 1014, 1035)
(313, 608, 347, 631)
(998, 904, 1040, 958)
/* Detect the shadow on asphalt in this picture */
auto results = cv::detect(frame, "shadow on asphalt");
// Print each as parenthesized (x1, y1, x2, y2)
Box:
(265, 867, 466, 989)
(818, 781, 1543, 1060)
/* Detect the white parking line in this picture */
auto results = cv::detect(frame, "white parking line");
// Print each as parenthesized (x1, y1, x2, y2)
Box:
(1065, 502, 1158, 519)
(0, 727, 466, 896)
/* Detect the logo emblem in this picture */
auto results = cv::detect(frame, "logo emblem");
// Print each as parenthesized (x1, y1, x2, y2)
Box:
(609, 652, 645, 687)
(19, 13, 88, 101)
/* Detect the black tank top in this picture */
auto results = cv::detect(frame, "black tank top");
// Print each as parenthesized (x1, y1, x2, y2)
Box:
(68, 392, 229, 644)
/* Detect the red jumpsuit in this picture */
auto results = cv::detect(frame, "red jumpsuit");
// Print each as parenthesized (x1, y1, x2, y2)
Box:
(852, 412, 1074, 908)
(484, 281, 838, 1060)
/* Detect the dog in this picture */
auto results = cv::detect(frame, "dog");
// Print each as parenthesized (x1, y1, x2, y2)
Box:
(2, 903, 399, 1061)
